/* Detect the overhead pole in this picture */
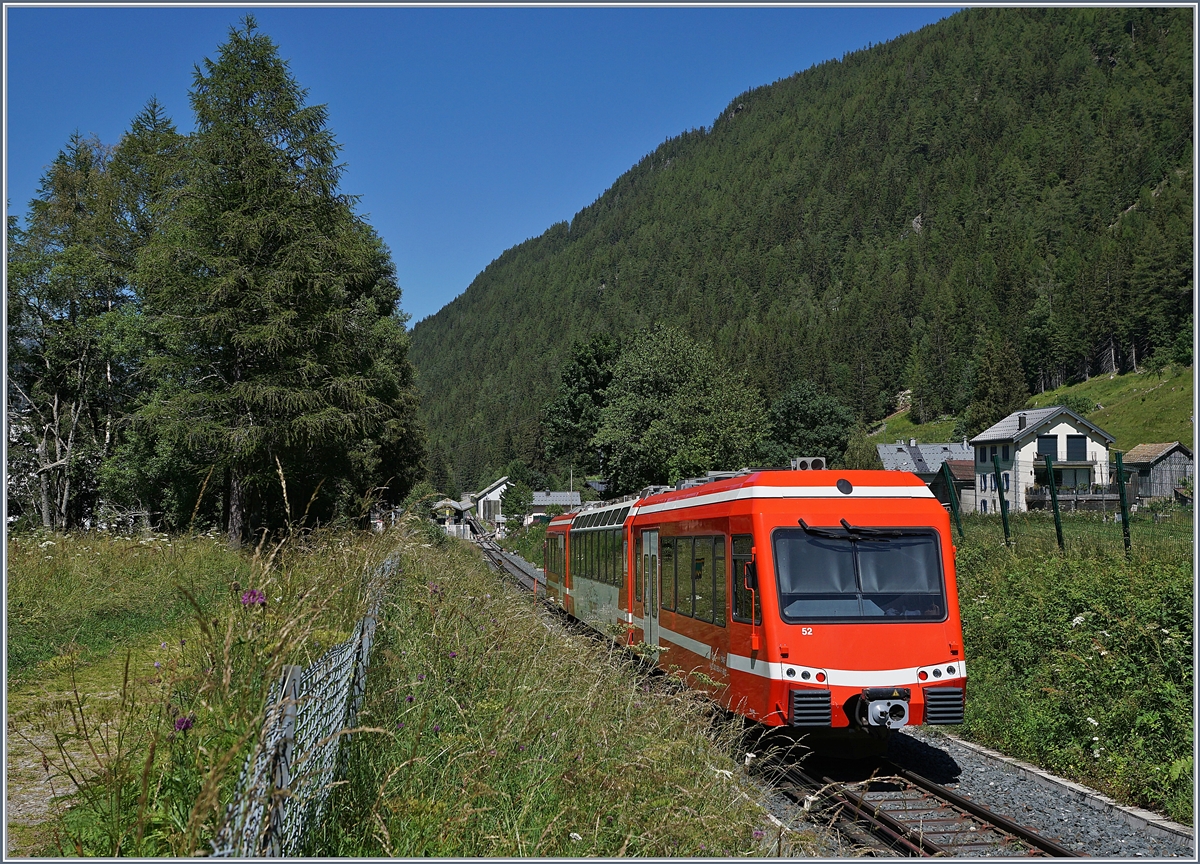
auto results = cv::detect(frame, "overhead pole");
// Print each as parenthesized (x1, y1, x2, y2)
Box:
(1115, 451, 1131, 555)
(1044, 454, 1064, 551)
(942, 461, 964, 540)
(992, 454, 1011, 546)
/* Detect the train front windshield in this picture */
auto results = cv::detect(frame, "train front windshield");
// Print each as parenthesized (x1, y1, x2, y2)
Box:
(772, 529, 946, 622)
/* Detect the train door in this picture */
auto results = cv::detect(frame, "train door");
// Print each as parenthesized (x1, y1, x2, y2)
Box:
(642, 530, 659, 647)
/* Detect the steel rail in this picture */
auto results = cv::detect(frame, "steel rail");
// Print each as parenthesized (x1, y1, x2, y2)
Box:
(882, 759, 1085, 858)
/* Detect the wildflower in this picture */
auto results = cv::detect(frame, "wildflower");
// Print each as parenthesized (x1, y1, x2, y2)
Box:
(1070, 615, 1085, 628)
(1086, 717, 1099, 726)
(519, 745, 526, 751)
(753, 830, 765, 840)
(397, 721, 404, 729)
(417, 674, 425, 682)
(154, 662, 161, 668)
(569, 833, 582, 842)
(1092, 736, 1099, 742)
(161, 642, 168, 649)
(241, 589, 267, 607)
(433, 725, 441, 733)
(449, 651, 457, 658)
(406, 695, 414, 703)
(180, 639, 186, 647)
(174, 715, 194, 732)
(743, 752, 757, 766)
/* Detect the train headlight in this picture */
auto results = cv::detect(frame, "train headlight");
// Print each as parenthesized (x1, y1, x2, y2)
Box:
(786, 668, 796, 678)
(932, 668, 942, 678)
(801, 670, 811, 680)
(947, 666, 956, 675)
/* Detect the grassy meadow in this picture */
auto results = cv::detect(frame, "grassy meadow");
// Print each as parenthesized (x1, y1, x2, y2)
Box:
(7, 523, 796, 857)
(954, 515, 1194, 824)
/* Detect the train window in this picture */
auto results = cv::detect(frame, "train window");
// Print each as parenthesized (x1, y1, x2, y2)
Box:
(634, 534, 643, 602)
(675, 537, 694, 617)
(731, 534, 760, 624)
(607, 510, 620, 526)
(618, 507, 630, 522)
(772, 529, 946, 622)
(621, 536, 628, 587)
(612, 530, 621, 586)
(714, 536, 726, 626)
(693, 537, 713, 623)
(599, 530, 608, 584)
(660, 538, 676, 611)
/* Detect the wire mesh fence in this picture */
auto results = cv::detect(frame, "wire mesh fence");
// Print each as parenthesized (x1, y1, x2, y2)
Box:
(211, 552, 398, 857)
(957, 508, 1193, 559)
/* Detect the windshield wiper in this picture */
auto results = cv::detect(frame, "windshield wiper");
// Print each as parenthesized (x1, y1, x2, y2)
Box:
(839, 518, 903, 537)
(796, 518, 848, 539)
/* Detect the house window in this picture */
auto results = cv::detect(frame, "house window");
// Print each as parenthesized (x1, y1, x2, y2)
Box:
(978, 447, 987, 464)
(980, 475, 987, 492)
(1066, 435, 1087, 462)
(981, 499, 988, 514)
(1003, 473, 1010, 491)
(990, 446, 997, 463)
(1002, 445, 1009, 462)
(1037, 435, 1057, 459)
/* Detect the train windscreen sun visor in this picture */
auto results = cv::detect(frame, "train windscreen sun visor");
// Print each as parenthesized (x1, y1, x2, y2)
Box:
(772, 530, 946, 622)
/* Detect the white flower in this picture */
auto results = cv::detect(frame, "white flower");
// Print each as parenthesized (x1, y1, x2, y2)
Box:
(1086, 717, 1099, 726)
(1093, 736, 1099, 742)
(713, 769, 732, 779)
(1093, 750, 1101, 758)
(569, 833, 582, 842)
(1070, 615, 1085, 628)
(803, 795, 820, 812)
(744, 752, 757, 766)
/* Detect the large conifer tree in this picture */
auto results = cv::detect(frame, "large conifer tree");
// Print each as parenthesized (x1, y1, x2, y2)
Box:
(137, 17, 423, 545)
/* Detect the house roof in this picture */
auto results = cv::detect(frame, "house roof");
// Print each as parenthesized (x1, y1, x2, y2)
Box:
(433, 498, 470, 512)
(1123, 442, 1193, 465)
(970, 406, 1115, 446)
(944, 459, 976, 481)
(876, 441, 972, 474)
(473, 475, 509, 500)
(532, 491, 581, 507)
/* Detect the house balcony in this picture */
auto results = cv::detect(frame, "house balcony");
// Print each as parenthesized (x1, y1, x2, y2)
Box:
(1024, 482, 1133, 512)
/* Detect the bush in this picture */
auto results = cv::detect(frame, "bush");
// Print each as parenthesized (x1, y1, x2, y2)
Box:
(956, 542, 1193, 824)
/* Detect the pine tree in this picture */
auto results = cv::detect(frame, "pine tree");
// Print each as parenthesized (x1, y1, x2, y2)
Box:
(136, 17, 423, 545)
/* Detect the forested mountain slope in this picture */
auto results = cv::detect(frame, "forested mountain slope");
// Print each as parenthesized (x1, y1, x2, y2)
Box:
(410, 8, 1192, 491)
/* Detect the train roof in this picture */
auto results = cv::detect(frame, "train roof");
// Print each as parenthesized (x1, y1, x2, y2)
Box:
(546, 469, 933, 528)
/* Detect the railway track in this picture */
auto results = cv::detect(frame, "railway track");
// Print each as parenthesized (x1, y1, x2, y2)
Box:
(771, 755, 1083, 857)
(468, 523, 1083, 858)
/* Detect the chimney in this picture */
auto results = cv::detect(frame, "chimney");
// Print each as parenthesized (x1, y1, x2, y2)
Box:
(909, 438, 917, 447)
(1018, 413, 1027, 430)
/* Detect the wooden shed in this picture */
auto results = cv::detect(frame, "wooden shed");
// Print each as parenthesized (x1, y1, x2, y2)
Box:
(1122, 442, 1194, 500)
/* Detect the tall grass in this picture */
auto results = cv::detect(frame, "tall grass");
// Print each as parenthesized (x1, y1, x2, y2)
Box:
(317, 524, 780, 857)
(955, 534, 1194, 824)
(7, 527, 394, 856)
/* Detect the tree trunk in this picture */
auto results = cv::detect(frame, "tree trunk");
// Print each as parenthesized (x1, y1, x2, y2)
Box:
(228, 471, 246, 549)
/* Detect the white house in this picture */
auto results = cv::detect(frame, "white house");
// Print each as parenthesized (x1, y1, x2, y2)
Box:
(474, 475, 510, 525)
(968, 407, 1116, 514)
(525, 490, 582, 526)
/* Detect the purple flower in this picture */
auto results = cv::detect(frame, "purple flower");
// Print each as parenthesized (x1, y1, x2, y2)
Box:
(397, 721, 404, 729)
(161, 642, 168, 649)
(417, 674, 425, 681)
(406, 695, 414, 703)
(432, 725, 441, 733)
(174, 715, 194, 732)
(752, 830, 764, 840)
(241, 589, 266, 607)
(518, 745, 525, 751)
(448, 651, 457, 659)
(154, 661, 161, 668)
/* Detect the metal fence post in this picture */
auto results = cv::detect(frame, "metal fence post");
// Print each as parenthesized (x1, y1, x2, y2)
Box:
(1044, 455, 1064, 551)
(1116, 451, 1131, 554)
(263, 664, 301, 856)
(992, 455, 1011, 546)
(942, 461, 964, 540)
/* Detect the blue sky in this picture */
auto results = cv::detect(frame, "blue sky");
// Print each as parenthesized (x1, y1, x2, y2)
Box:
(5, 6, 958, 325)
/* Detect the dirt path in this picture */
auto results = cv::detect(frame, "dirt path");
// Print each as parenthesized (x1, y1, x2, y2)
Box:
(6, 640, 166, 856)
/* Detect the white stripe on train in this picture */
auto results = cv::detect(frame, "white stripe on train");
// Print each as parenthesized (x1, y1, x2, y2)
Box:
(634, 484, 934, 516)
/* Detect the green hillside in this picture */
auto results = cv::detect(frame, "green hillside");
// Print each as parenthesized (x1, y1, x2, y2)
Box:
(867, 364, 1194, 453)
(1028, 364, 1194, 451)
(410, 8, 1193, 490)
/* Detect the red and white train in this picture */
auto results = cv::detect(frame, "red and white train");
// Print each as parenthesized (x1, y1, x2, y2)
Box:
(543, 468, 965, 739)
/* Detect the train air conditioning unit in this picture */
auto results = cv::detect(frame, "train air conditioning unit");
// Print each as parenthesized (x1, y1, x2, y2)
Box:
(790, 456, 826, 471)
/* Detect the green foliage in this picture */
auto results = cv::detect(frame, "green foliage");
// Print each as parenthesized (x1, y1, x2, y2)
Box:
(6, 18, 425, 539)
(402, 480, 442, 521)
(763, 381, 856, 466)
(501, 481, 534, 523)
(591, 327, 769, 493)
(958, 329, 1031, 438)
(410, 8, 1193, 490)
(1056, 393, 1098, 417)
(956, 537, 1193, 823)
(542, 334, 622, 474)
(839, 425, 885, 470)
